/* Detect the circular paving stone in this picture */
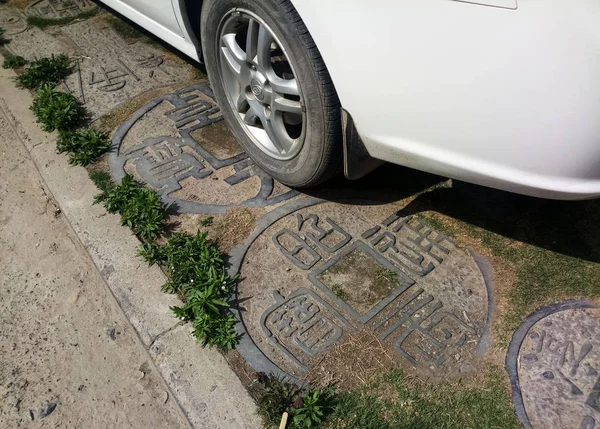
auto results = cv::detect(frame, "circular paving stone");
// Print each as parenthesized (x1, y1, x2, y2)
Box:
(24, 0, 98, 19)
(228, 197, 493, 384)
(109, 83, 297, 214)
(507, 301, 600, 429)
(0, 8, 27, 36)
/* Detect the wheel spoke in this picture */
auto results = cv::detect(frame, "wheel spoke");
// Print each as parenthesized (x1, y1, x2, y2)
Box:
(236, 91, 249, 113)
(243, 107, 260, 125)
(269, 76, 299, 97)
(245, 19, 259, 63)
(221, 33, 246, 77)
(256, 25, 273, 71)
(262, 113, 293, 154)
(272, 97, 302, 115)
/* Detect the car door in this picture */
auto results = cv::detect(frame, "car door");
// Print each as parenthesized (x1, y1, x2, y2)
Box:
(120, 0, 183, 36)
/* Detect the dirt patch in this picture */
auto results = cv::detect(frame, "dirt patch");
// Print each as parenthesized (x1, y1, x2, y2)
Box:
(318, 249, 399, 316)
(93, 84, 183, 134)
(4, 0, 32, 10)
(214, 207, 259, 253)
(190, 120, 242, 160)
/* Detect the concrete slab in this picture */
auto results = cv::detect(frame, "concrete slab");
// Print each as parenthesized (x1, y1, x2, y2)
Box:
(0, 7, 27, 36)
(0, 90, 190, 429)
(150, 324, 262, 429)
(507, 300, 600, 429)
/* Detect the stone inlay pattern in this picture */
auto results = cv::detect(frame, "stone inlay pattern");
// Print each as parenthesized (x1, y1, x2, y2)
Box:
(109, 83, 298, 214)
(228, 197, 493, 381)
(24, 0, 97, 19)
(0, 7, 27, 36)
(506, 300, 600, 429)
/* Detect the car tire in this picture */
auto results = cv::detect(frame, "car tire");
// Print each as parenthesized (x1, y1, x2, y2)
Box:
(200, 0, 342, 188)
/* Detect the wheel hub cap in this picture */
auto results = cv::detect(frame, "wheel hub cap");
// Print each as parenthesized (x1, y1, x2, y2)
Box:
(218, 10, 306, 161)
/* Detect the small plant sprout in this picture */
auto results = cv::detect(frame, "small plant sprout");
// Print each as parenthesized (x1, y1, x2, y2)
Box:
(292, 390, 325, 428)
(200, 216, 214, 226)
(16, 54, 72, 89)
(30, 84, 84, 132)
(137, 232, 239, 349)
(382, 269, 397, 281)
(93, 174, 167, 242)
(57, 128, 110, 166)
(2, 54, 26, 69)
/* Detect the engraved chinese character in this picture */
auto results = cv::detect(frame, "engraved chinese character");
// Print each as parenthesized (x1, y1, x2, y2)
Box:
(262, 289, 349, 369)
(297, 214, 351, 253)
(89, 60, 140, 92)
(374, 287, 474, 367)
(362, 214, 455, 280)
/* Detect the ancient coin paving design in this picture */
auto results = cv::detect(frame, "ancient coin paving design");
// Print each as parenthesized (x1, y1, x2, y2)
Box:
(0, 8, 28, 36)
(229, 198, 491, 380)
(109, 83, 298, 214)
(25, 0, 97, 18)
(507, 301, 600, 429)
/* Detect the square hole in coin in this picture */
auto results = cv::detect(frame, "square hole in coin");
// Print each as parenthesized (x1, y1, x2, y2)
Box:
(317, 248, 399, 316)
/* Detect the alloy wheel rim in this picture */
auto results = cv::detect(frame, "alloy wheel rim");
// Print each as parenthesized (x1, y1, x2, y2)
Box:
(217, 9, 306, 161)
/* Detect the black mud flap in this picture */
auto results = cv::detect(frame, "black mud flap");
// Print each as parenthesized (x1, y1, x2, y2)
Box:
(342, 110, 384, 180)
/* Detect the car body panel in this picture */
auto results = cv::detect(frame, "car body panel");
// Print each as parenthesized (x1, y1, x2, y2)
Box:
(99, 0, 600, 199)
(98, 0, 200, 60)
(289, 0, 600, 199)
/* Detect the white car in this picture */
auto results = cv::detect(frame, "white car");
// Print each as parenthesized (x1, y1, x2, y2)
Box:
(99, 0, 600, 200)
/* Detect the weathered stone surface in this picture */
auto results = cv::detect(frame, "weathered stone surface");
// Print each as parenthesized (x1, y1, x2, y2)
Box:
(60, 20, 194, 119)
(24, 0, 97, 19)
(109, 83, 298, 214)
(507, 301, 600, 429)
(6, 25, 72, 59)
(0, 7, 27, 36)
(228, 197, 493, 382)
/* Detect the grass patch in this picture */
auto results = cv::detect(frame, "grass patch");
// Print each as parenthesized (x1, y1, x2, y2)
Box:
(249, 374, 336, 429)
(325, 367, 519, 429)
(199, 216, 213, 226)
(2, 54, 26, 69)
(16, 54, 72, 89)
(56, 128, 110, 166)
(407, 185, 600, 341)
(26, 9, 99, 29)
(93, 174, 167, 242)
(137, 232, 239, 349)
(31, 84, 86, 132)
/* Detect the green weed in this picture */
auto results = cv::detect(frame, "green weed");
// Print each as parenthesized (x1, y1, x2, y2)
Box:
(382, 269, 397, 281)
(137, 232, 239, 349)
(292, 390, 326, 428)
(2, 54, 26, 69)
(331, 284, 348, 301)
(250, 374, 336, 429)
(30, 84, 85, 132)
(94, 174, 166, 242)
(200, 216, 214, 226)
(57, 128, 110, 166)
(16, 54, 72, 89)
